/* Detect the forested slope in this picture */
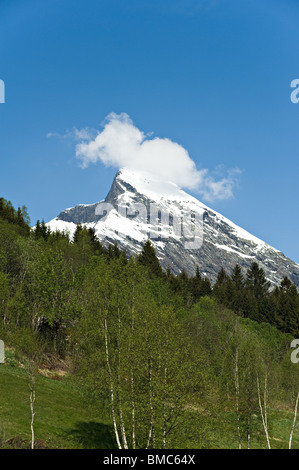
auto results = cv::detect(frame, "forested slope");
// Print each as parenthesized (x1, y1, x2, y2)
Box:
(0, 197, 298, 449)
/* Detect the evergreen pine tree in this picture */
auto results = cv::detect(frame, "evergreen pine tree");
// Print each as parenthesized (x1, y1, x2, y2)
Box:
(213, 267, 229, 303)
(108, 242, 122, 260)
(230, 264, 246, 316)
(73, 223, 83, 244)
(34, 220, 43, 239)
(138, 240, 164, 278)
(200, 276, 212, 297)
(246, 262, 270, 299)
(231, 264, 244, 290)
(190, 266, 203, 302)
(275, 277, 299, 335)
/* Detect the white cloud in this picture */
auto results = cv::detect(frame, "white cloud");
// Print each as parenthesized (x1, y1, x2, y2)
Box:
(47, 127, 97, 141)
(74, 112, 240, 202)
(199, 169, 241, 202)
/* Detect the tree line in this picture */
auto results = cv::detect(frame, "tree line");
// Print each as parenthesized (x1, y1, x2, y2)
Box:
(0, 198, 298, 448)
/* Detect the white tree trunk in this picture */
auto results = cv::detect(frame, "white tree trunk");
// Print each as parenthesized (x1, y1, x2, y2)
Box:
(131, 372, 136, 449)
(30, 375, 35, 450)
(257, 374, 271, 449)
(247, 400, 251, 449)
(146, 357, 155, 449)
(234, 348, 242, 449)
(163, 365, 168, 449)
(289, 391, 299, 449)
(116, 305, 128, 450)
(118, 404, 128, 449)
(131, 287, 136, 449)
(104, 317, 122, 449)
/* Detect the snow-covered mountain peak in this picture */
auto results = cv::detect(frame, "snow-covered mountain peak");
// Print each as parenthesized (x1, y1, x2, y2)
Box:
(46, 169, 299, 287)
(115, 168, 269, 250)
(116, 167, 199, 203)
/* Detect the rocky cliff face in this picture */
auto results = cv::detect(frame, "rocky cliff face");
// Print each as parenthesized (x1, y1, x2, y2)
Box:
(47, 168, 299, 287)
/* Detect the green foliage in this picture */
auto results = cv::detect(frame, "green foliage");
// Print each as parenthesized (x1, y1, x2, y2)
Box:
(0, 197, 30, 232)
(74, 258, 211, 448)
(0, 195, 299, 448)
(138, 239, 164, 278)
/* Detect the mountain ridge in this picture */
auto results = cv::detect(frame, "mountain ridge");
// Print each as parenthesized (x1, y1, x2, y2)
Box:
(46, 168, 299, 287)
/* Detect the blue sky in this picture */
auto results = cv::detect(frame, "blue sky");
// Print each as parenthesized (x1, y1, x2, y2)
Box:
(1, 0, 299, 262)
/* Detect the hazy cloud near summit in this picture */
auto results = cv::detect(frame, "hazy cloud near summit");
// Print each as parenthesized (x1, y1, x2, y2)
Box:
(74, 113, 240, 202)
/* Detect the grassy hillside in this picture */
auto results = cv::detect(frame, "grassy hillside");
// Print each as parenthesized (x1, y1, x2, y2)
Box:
(0, 354, 298, 449)
(211, 408, 299, 449)
(0, 353, 115, 449)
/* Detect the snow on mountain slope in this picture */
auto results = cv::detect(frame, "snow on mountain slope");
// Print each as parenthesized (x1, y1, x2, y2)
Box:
(118, 169, 269, 249)
(46, 168, 299, 287)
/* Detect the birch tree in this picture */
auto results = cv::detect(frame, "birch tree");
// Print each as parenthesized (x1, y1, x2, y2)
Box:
(13, 328, 44, 449)
(75, 257, 206, 449)
(289, 392, 299, 449)
(281, 356, 299, 449)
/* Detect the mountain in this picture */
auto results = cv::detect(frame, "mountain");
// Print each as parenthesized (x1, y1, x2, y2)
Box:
(46, 168, 299, 287)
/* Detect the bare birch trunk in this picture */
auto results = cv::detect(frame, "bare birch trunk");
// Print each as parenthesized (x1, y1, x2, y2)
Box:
(146, 426, 152, 450)
(131, 287, 136, 449)
(146, 357, 155, 449)
(257, 374, 271, 449)
(116, 303, 128, 450)
(247, 402, 251, 449)
(264, 373, 268, 434)
(30, 375, 35, 450)
(104, 317, 122, 449)
(234, 348, 242, 449)
(118, 404, 128, 449)
(131, 372, 136, 449)
(289, 391, 299, 449)
(163, 365, 168, 449)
